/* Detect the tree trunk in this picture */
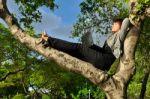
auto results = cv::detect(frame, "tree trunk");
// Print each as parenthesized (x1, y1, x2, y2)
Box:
(100, 24, 140, 99)
(0, 0, 148, 99)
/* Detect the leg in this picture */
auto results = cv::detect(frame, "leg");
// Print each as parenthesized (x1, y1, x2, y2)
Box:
(82, 31, 93, 47)
(47, 37, 115, 70)
(78, 45, 116, 70)
(47, 37, 102, 62)
(47, 37, 83, 58)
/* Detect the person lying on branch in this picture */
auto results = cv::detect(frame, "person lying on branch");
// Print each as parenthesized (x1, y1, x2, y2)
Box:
(41, 18, 131, 71)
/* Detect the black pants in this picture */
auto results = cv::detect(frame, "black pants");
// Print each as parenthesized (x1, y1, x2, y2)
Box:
(46, 37, 116, 70)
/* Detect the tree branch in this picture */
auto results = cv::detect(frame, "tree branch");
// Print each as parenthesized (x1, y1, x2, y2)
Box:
(0, 68, 25, 81)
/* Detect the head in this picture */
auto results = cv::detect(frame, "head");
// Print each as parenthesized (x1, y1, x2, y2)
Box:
(112, 19, 123, 33)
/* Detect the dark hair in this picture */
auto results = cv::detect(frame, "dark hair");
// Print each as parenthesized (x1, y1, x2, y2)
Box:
(113, 18, 123, 24)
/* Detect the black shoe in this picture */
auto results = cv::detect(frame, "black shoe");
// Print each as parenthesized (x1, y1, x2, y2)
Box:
(82, 32, 93, 47)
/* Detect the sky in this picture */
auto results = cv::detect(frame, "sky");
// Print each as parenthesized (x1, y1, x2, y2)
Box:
(32, 0, 83, 42)
(0, 0, 83, 42)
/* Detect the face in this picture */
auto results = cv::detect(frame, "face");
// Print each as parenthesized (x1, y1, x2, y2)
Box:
(112, 21, 121, 33)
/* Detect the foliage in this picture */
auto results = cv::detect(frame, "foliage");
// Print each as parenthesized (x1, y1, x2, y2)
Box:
(12, 94, 25, 99)
(14, 0, 57, 30)
(71, 87, 105, 99)
(129, 0, 150, 24)
(42, 94, 50, 99)
(138, 0, 150, 8)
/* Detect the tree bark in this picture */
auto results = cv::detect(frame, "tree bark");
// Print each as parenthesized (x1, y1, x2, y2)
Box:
(0, 0, 149, 99)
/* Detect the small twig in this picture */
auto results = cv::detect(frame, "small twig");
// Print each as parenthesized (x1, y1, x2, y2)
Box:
(0, 68, 25, 81)
(139, 67, 150, 99)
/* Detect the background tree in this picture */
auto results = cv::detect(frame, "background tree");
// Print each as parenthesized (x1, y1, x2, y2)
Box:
(72, 0, 128, 43)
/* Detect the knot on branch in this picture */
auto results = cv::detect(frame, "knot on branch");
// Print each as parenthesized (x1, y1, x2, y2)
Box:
(145, 8, 150, 17)
(96, 71, 109, 84)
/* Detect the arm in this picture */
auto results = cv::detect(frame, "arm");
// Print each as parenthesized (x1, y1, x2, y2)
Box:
(119, 18, 131, 41)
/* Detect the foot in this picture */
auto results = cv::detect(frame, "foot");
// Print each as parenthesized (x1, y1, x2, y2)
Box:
(82, 32, 93, 47)
(41, 32, 48, 41)
(41, 32, 50, 48)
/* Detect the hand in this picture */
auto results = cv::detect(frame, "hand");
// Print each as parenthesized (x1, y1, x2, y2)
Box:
(41, 32, 48, 41)
(40, 32, 50, 47)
